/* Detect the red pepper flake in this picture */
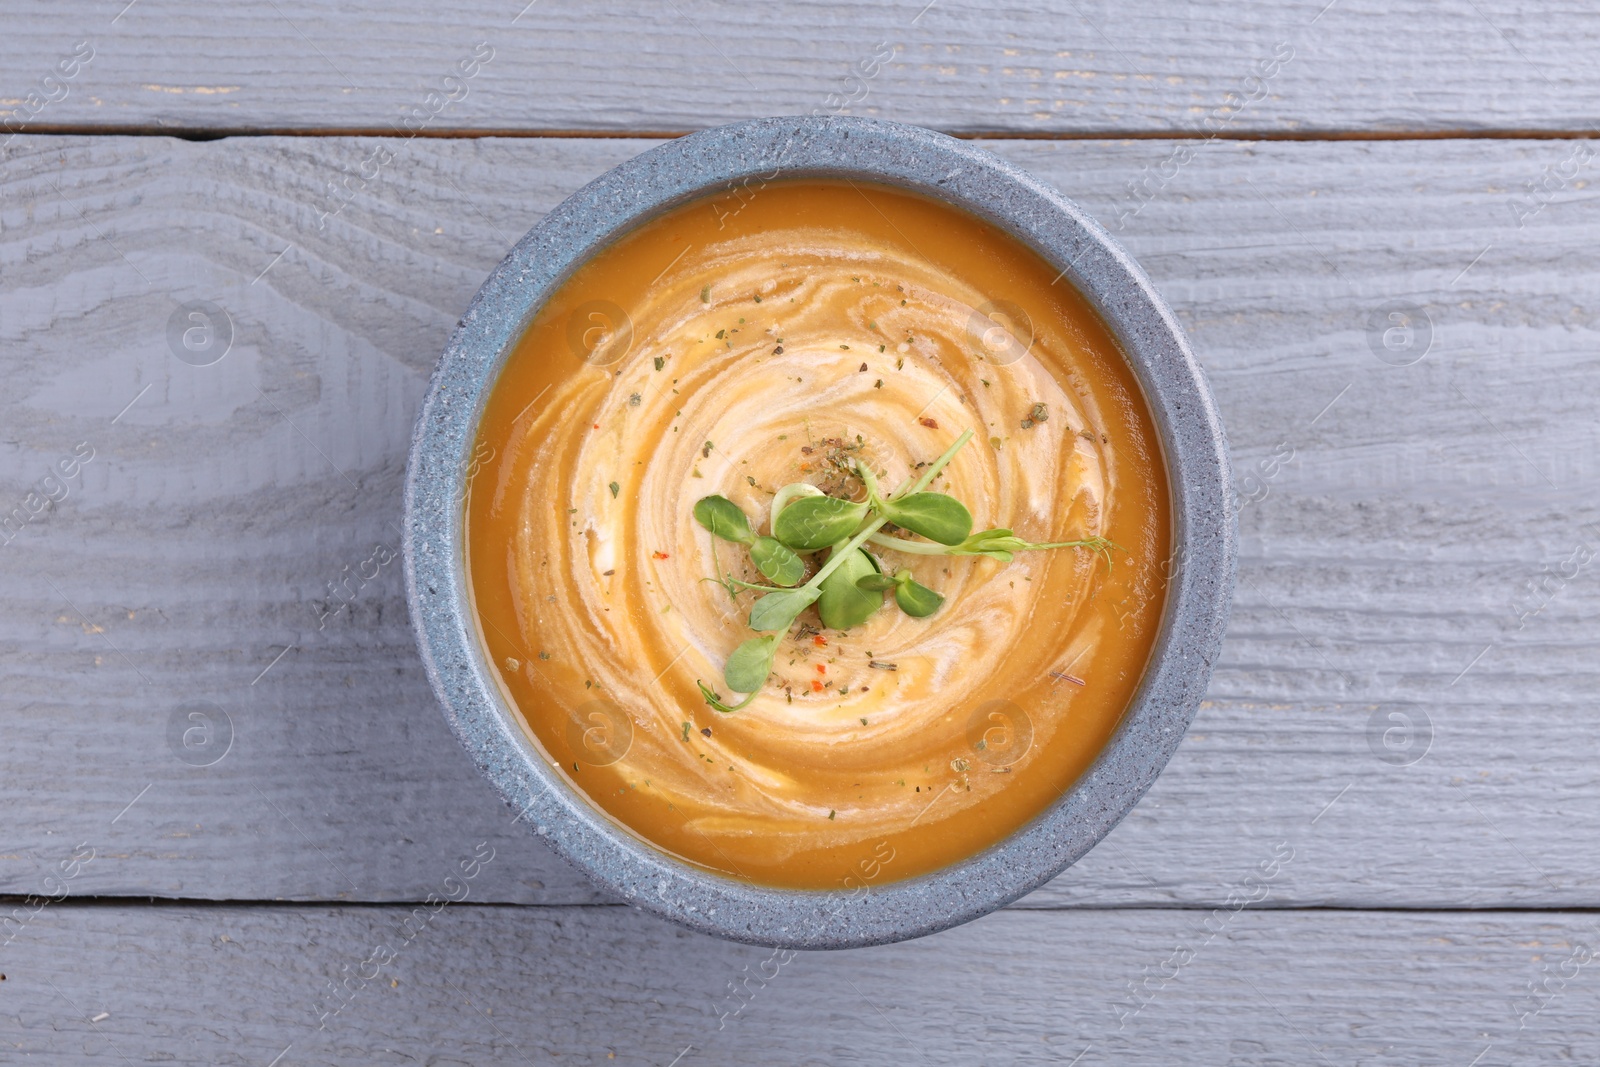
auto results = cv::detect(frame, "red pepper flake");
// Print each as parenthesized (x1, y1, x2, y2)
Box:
(652, 551, 670, 560)
(811, 680, 824, 692)
(919, 417, 939, 429)
(592, 423, 600, 430)
(815, 663, 826, 674)
(812, 635, 827, 647)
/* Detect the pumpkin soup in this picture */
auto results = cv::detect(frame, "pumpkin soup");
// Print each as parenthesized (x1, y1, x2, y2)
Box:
(466, 179, 1170, 890)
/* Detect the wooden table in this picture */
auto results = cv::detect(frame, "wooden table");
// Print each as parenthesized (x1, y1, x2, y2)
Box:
(4, 2, 1598, 1062)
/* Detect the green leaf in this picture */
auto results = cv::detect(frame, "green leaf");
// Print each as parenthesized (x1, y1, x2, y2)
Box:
(818, 548, 884, 630)
(693, 495, 753, 544)
(772, 494, 869, 550)
(949, 529, 1116, 569)
(724, 634, 780, 694)
(697, 679, 757, 714)
(748, 586, 820, 632)
(877, 492, 973, 546)
(855, 573, 899, 592)
(894, 576, 945, 617)
(750, 535, 805, 586)
(949, 529, 1017, 561)
(770, 482, 823, 526)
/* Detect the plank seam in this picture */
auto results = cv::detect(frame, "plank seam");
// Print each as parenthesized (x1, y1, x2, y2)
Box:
(10, 898, 1600, 914)
(10, 125, 1600, 142)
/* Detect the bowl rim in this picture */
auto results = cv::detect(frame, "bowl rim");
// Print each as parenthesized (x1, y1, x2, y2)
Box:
(403, 115, 1236, 949)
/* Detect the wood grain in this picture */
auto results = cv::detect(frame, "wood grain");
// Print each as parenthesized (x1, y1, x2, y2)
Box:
(1, 133, 1597, 910)
(3, 902, 1598, 1064)
(3, 1, 1600, 136)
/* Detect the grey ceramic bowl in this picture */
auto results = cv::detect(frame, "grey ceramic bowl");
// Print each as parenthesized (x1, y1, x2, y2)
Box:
(403, 115, 1235, 949)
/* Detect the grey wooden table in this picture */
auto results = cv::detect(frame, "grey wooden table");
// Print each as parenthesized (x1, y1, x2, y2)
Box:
(3, 2, 1598, 1063)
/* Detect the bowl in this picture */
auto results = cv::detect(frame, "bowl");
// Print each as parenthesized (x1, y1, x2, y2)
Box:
(403, 115, 1236, 949)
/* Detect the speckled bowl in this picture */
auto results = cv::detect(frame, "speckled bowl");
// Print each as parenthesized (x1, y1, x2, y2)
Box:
(403, 115, 1235, 949)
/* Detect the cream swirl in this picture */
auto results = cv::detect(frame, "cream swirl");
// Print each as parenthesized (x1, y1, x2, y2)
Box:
(496, 226, 1118, 850)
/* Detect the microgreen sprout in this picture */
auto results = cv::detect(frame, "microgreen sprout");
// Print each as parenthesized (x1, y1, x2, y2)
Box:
(691, 429, 1114, 711)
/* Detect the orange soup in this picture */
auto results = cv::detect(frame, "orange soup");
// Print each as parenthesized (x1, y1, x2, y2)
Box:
(466, 179, 1169, 890)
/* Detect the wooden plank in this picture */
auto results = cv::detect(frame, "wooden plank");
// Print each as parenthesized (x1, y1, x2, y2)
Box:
(4, 1, 1600, 136)
(2, 902, 1597, 1063)
(1, 134, 1597, 908)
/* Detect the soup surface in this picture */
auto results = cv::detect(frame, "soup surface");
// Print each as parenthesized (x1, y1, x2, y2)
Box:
(467, 179, 1170, 890)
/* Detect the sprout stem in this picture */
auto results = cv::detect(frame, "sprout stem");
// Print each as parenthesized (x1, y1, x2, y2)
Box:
(802, 430, 974, 590)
